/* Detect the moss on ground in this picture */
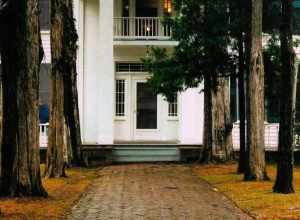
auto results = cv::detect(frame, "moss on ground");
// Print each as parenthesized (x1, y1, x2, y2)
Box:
(194, 163, 300, 219)
(0, 165, 100, 220)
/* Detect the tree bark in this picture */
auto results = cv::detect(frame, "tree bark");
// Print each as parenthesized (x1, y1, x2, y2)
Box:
(273, 0, 297, 194)
(202, 74, 234, 162)
(237, 33, 247, 173)
(63, 0, 82, 165)
(212, 77, 234, 162)
(244, 0, 269, 181)
(202, 74, 213, 163)
(45, 0, 68, 178)
(45, 0, 82, 177)
(0, 0, 47, 196)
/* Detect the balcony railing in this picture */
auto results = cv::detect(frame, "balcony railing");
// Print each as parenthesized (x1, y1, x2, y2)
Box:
(114, 17, 172, 40)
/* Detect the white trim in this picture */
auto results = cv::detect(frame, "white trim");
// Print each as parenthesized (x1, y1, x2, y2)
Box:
(114, 40, 178, 47)
(40, 30, 50, 34)
(79, 0, 85, 140)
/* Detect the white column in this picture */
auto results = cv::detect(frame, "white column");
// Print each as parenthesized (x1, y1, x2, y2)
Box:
(98, 0, 114, 144)
(76, 0, 85, 140)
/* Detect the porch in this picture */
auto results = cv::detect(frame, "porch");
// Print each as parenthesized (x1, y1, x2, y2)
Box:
(40, 122, 293, 165)
(114, 17, 172, 40)
(113, 0, 173, 41)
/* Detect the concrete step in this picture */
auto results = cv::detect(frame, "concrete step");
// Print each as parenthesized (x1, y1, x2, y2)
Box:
(112, 147, 180, 163)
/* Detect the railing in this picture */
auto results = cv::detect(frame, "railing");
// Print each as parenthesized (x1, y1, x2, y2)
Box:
(39, 122, 288, 151)
(114, 17, 172, 40)
(232, 122, 282, 151)
(39, 123, 49, 149)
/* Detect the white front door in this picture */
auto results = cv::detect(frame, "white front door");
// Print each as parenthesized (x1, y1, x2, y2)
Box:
(133, 79, 159, 141)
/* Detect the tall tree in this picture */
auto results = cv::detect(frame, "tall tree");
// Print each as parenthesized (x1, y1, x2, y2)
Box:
(212, 78, 234, 161)
(0, 0, 47, 196)
(273, 0, 297, 194)
(45, 0, 81, 177)
(244, 0, 269, 181)
(63, 0, 82, 166)
(229, 0, 247, 172)
(144, 0, 235, 162)
(237, 34, 247, 173)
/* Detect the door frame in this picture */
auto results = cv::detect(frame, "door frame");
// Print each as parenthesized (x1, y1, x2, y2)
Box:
(132, 76, 160, 141)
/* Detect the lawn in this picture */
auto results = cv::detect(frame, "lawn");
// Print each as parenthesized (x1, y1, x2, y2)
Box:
(0, 166, 100, 220)
(193, 163, 300, 220)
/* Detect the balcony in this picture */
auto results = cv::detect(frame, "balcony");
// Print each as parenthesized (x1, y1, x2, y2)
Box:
(114, 17, 172, 41)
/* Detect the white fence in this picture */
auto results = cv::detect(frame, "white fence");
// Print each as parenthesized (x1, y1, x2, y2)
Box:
(114, 17, 172, 40)
(39, 122, 284, 151)
(232, 122, 281, 151)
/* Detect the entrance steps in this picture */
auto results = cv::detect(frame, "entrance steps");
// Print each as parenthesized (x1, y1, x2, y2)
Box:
(112, 146, 180, 162)
(81, 143, 202, 166)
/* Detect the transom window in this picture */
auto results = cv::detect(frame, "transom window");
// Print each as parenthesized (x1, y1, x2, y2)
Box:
(116, 63, 145, 72)
(115, 79, 125, 117)
(168, 94, 178, 117)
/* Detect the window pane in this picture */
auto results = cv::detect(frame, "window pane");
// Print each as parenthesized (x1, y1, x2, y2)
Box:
(116, 63, 145, 72)
(168, 94, 178, 117)
(136, 82, 157, 129)
(116, 80, 125, 116)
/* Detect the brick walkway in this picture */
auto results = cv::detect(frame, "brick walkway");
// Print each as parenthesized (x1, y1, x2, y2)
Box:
(68, 164, 250, 220)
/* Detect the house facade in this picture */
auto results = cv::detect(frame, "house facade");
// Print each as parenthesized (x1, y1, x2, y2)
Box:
(2, 0, 298, 152)
(72, 0, 204, 145)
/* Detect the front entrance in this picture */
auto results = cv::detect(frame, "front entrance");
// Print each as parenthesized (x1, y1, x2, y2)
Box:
(114, 62, 179, 143)
(133, 79, 159, 140)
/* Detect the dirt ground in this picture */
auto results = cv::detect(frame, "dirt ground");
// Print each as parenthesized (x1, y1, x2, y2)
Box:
(67, 164, 250, 220)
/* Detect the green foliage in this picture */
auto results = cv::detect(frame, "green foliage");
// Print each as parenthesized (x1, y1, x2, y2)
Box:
(143, 48, 185, 101)
(143, 0, 236, 101)
(264, 35, 281, 122)
(263, 34, 300, 123)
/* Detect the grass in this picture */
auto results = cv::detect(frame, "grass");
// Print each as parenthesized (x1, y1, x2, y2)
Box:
(0, 165, 100, 220)
(193, 163, 300, 220)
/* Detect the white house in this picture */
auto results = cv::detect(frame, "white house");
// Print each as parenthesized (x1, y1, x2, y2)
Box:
(31, 0, 300, 161)
(69, 0, 204, 146)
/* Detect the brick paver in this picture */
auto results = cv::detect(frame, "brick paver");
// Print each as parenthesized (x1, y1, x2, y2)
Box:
(68, 164, 250, 220)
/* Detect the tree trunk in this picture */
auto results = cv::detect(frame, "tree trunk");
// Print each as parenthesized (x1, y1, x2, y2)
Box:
(202, 74, 233, 162)
(212, 77, 234, 162)
(63, 0, 82, 165)
(244, 0, 268, 181)
(45, 0, 82, 177)
(237, 33, 247, 173)
(45, 0, 68, 178)
(202, 74, 213, 163)
(45, 75, 67, 178)
(273, 0, 297, 194)
(0, 0, 47, 196)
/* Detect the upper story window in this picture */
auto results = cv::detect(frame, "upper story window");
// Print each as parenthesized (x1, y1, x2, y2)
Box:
(136, 0, 158, 17)
(294, 0, 300, 34)
(39, 0, 50, 30)
(164, 0, 172, 15)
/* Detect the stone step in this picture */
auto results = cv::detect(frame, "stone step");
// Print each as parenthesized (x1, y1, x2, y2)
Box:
(112, 147, 180, 162)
